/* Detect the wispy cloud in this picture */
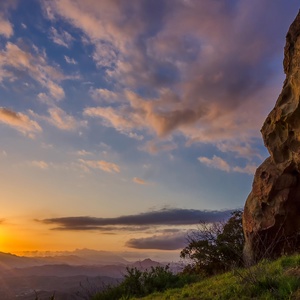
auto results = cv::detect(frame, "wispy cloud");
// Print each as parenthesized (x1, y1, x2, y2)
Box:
(1, 150, 7, 157)
(79, 159, 120, 173)
(0, 107, 42, 137)
(31, 160, 49, 170)
(0, 15, 13, 38)
(93, 41, 118, 68)
(143, 140, 177, 154)
(39, 208, 233, 231)
(133, 177, 148, 185)
(76, 150, 93, 156)
(232, 164, 257, 175)
(46, 107, 85, 131)
(126, 232, 187, 250)
(0, 42, 65, 100)
(217, 141, 262, 160)
(64, 55, 77, 64)
(198, 156, 231, 172)
(30, 107, 87, 131)
(83, 106, 136, 132)
(198, 155, 257, 175)
(90, 88, 119, 103)
(49, 26, 74, 48)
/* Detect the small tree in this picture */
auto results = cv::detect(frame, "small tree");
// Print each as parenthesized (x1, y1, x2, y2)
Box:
(180, 210, 244, 276)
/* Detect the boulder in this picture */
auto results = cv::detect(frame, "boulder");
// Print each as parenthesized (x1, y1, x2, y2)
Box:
(243, 11, 300, 264)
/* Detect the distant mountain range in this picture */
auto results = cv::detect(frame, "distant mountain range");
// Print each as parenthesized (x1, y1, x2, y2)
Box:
(2, 248, 129, 268)
(19, 248, 181, 262)
(0, 250, 181, 300)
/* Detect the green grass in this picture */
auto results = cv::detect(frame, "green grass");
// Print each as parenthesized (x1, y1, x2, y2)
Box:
(131, 254, 300, 300)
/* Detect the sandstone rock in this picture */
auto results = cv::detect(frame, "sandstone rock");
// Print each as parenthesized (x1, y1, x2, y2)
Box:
(243, 10, 300, 264)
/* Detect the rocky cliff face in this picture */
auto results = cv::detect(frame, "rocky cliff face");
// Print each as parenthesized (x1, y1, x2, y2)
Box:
(243, 11, 300, 264)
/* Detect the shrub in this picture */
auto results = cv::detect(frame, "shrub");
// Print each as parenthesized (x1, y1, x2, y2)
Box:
(93, 265, 197, 300)
(180, 210, 244, 276)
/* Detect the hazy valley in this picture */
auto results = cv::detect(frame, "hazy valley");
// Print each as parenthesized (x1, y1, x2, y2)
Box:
(0, 249, 180, 299)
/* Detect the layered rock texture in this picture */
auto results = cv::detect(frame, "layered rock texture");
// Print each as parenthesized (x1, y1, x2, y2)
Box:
(243, 11, 300, 264)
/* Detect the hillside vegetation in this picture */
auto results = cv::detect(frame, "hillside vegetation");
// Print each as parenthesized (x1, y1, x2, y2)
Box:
(91, 211, 300, 300)
(132, 254, 300, 300)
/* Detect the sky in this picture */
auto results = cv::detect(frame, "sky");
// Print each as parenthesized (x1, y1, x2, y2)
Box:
(0, 0, 298, 259)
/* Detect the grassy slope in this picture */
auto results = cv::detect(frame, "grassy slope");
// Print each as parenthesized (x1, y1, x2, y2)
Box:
(132, 254, 300, 300)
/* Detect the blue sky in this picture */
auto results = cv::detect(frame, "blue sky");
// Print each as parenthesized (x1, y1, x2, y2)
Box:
(0, 0, 298, 257)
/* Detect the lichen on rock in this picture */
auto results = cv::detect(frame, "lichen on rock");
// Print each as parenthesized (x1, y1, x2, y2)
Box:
(243, 10, 300, 265)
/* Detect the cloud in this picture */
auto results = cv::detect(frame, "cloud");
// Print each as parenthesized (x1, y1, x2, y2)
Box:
(64, 55, 77, 64)
(0, 15, 13, 38)
(198, 155, 230, 172)
(88, 90, 206, 137)
(1, 150, 7, 157)
(47, 225, 151, 232)
(143, 140, 177, 154)
(90, 88, 119, 103)
(30, 107, 87, 131)
(39, 208, 233, 230)
(42, 0, 298, 157)
(127, 132, 144, 141)
(93, 41, 118, 68)
(84, 90, 206, 140)
(0, 107, 42, 136)
(126, 232, 187, 250)
(47, 107, 84, 131)
(76, 150, 92, 156)
(31, 160, 49, 170)
(83, 106, 136, 131)
(0, 42, 65, 100)
(217, 141, 262, 160)
(49, 26, 74, 48)
(232, 164, 257, 175)
(41, 0, 134, 67)
(198, 155, 257, 175)
(41, 143, 53, 149)
(133, 177, 148, 185)
(79, 159, 120, 173)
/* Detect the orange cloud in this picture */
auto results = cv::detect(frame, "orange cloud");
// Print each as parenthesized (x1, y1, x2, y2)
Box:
(47, 107, 86, 131)
(79, 159, 120, 173)
(0, 42, 65, 100)
(198, 155, 230, 172)
(232, 164, 257, 175)
(133, 177, 147, 185)
(90, 88, 119, 103)
(198, 155, 257, 175)
(0, 107, 42, 136)
(76, 150, 92, 156)
(84, 106, 137, 131)
(0, 15, 13, 38)
(44, 0, 288, 160)
(49, 26, 74, 48)
(30, 106, 87, 131)
(143, 140, 177, 154)
(31, 160, 49, 170)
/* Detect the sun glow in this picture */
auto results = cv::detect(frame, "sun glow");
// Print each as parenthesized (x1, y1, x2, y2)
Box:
(0, 227, 13, 253)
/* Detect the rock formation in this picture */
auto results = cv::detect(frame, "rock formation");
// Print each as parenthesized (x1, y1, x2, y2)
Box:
(243, 10, 300, 264)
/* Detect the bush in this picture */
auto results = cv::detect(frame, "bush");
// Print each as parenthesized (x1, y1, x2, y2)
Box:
(180, 210, 244, 276)
(92, 265, 196, 300)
